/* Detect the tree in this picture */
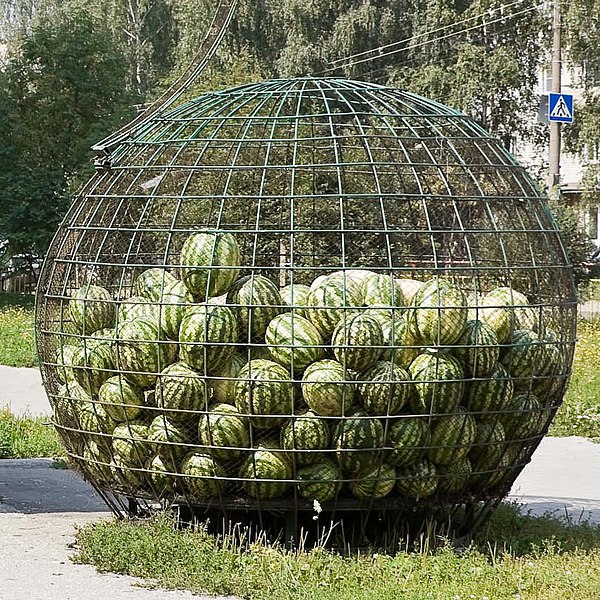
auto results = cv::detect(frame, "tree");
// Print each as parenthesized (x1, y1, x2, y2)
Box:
(0, 7, 136, 264)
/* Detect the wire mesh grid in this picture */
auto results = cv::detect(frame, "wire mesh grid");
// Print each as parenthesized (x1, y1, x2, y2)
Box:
(35, 77, 576, 541)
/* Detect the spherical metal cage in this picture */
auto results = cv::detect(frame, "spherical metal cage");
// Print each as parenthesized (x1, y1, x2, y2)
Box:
(35, 78, 577, 539)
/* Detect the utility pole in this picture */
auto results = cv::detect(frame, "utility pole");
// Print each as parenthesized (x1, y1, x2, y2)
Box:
(548, 0, 562, 195)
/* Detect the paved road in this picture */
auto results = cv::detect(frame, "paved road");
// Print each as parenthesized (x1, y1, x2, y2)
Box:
(1, 365, 599, 600)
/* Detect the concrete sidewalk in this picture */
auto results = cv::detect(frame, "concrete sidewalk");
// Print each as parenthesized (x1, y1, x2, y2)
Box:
(1, 365, 599, 599)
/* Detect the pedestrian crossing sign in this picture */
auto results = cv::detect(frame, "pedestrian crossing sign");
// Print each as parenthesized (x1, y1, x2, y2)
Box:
(548, 93, 574, 123)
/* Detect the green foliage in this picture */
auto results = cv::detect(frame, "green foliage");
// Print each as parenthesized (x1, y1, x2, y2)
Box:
(75, 507, 600, 599)
(0, 293, 36, 367)
(0, 409, 64, 458)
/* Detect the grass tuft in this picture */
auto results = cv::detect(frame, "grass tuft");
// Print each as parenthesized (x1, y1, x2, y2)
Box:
(0, 409, 64, 459)
(0, 293, 37, 367)
(74, 504, 600, 600)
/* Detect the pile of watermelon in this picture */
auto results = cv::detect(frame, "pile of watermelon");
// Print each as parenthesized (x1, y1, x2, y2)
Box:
(49, 230, 568, 505)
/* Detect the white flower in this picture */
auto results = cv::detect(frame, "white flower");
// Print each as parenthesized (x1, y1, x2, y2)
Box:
(313, 499, 322, 514)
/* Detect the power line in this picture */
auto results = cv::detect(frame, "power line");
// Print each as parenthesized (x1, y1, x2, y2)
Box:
(319, 1, 543, 74)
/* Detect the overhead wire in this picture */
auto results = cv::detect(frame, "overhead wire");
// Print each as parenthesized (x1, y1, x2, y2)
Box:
(319, 1, 545, 75)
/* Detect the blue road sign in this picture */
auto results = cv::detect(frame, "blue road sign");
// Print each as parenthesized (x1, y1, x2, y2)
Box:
(548, 93, 574, 123)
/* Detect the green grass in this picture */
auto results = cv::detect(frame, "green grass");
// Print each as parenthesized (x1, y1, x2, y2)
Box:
(75, 504, 600, 600)
(548, 320, 600, 441)
(0, 409, 64, 459)
(0, 293, 37, 367)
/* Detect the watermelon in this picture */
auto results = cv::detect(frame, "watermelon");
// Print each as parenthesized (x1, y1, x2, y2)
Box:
(333, 412, 384, 474)
(396, 278, 423, 304)
(179, 230, 241, 299)
(310, 269, 373, 291)
(281, 410, 330, 466)
(113, 317, 177, 387)
(475, 444, 520, 489)
(453, 319, 499, 378)
(227, 274, 282, 342)
(239, 443, 292, 499)
(500, 392, 543, 442)
(408, 350, 465, 415)
(82, 438, 113, 482)
(148, 413, 195, 467)
(396, 459, 438, 499)
(359, 273, 405, 307)
(305, 273, 364, 339)
(477, 287, 536, 343)
(98, 375, 143, 422)
(117, 296, 159, 324)
(71, 339, 115, 396)
(207, 352, 246, 405)
(54, 343, 79, 384)
(427, 408, 476, 465)
(133, 268, 177, 301)
(280, 284, 311, 317)
(350, 463, 396, 500)
(466, 362, 514, 417)
(301, 359, 356, 417)
(531, 328, 567, 398)
(156, 279, 194, 339)
(147, 454, 176, 496)
(155, 362, 208, 423)
(469, 420, 507, 467)
(296, 460, 342, 503)
(371, 311, 420, 369)
(53, 380, 89, 430)
(386, 417, 430, 467)
(198, 403, 250, 461)
(112, 420, 152, 466)
(408, 277, 467, 345)
(265, 313, 326, 373)
(76, 400, 115, 440)
(110, 456, 145, 489)
(501, 329, 542, 383)
(179, 304, 238, 373)
(235, 359, 293, 428)
(181, 451, 226, 498)
(69, 284, 116, 335)
(437, 457, 472, 494)
(357, 360, 413, 416)
(332, 313, 384, 372)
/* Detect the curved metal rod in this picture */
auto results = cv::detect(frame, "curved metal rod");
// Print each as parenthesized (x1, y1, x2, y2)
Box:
(92, 0, 240, 157)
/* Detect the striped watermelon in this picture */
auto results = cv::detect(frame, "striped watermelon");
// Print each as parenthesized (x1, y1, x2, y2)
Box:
(501, 329, 542, 383)
(98, 375, 143, 422)
(396, 459, 438, 499)
(359, 273, 405, 307)
(155, 362, 208, 423)
(281, 410, 331, 466)
(408, 278, 467, 345)
(296, 460, 342, 503)
(113, 317, 177, 387)
(265, 313, 326, 373)
(454, 320, 499, 378)
(179, 230, 241, 300)
(71, 339, 115, 396)
(198, 403, 250, 461)
(226, 274, 282, 342)
(147, 454, 176, 496)
(280, 284, 311, 317)
(69, 284, 116, 335)
(179, 304, 238, 373)
(112, 420, 152, 464)
(531, 328, 566, 398)
(82, 438, 113, 482)
(239, 443, 292, 499)
(357, 360, 414, 416)
(500, 392, 543, 442)
(466, 362, 514, 417)
(301, 359, 356, 417)
(437, 457, 472, 494)
(156, 279, 194, 340)
(371, 311, 420, 369)
(332, 313, 384, 372)
(396, 278, 423, 304)
(235, 359, 293, 428)
(76, 400, 115, 440)
(427, 408, 476, 465)
(133, 268, 177, 301)
(207, 352, 246, 405)
(476, 444, 520, 489)
(469, 420, 507, 468)
(148, 413, 195, 468)
(333, 412, 384, 474)
(408, 351, 465, 415)
(53, 380, 90, 430)
(305, 273, 364, 340)
(350, 463, 396, 500)
(117, 296, 159, 324)
(181, 451, 226, 498)
(54, 343, 79, 384)
(386, 417, 430, 467)
(110, 456, 145, 489)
